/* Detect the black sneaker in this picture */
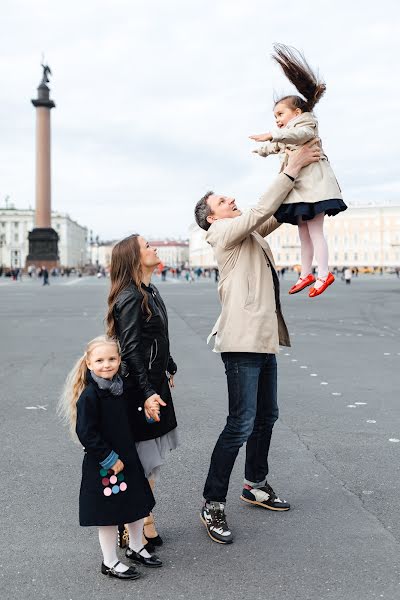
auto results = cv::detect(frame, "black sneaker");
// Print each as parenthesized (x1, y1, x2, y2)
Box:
(240, 483, 290, 511)
(200, 502, 233, 544)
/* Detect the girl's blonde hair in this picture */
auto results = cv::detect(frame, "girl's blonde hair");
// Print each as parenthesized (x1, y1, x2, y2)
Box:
(57, 335, 120, 440)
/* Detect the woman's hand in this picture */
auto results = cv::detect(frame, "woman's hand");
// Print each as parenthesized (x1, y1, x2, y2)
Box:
(168, 375, 175, 389)
(111, 459, 124, 474)
(144, 394, 167, 422)
(249, 132, 273, 142)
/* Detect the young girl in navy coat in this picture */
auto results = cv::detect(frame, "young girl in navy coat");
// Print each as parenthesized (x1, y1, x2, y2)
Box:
(58, 335, 162, 580)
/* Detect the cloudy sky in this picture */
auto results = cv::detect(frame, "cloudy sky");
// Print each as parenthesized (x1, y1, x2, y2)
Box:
(1, 0, 399, 240)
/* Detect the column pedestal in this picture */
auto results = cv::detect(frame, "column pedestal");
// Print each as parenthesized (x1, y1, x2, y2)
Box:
(26, 227, 59, 269)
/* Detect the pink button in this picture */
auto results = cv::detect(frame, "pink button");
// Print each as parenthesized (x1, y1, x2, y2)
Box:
(120, 482, 127, 492)
(109, 475, 117, 485)
(103, 487, 112, 497)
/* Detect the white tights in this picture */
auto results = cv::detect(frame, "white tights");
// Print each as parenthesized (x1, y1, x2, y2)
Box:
(297, 213, 329, 280)
(98, 518, 148, 571)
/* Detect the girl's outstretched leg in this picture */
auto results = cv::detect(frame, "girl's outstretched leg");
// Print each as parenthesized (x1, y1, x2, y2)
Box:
(288, 217, 316, 294)
(307, 213, 329, 289)
(98, 525, 130, 572)
(297, 217, 314, 279)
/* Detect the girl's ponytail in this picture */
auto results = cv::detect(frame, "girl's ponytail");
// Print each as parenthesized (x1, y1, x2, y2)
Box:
(272, 43, 326, 112)
(57, 354, 88, 441)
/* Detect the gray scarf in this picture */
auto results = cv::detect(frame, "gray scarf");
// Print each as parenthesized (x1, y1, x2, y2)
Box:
(91, 372, 124, 396)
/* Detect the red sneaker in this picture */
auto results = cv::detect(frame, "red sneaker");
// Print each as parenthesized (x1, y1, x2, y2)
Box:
(309, 272, 335, 297)
(288, 273, 316, 295)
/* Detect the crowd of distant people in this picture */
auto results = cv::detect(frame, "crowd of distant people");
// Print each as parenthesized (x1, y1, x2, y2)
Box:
(1, 264, 399, 284)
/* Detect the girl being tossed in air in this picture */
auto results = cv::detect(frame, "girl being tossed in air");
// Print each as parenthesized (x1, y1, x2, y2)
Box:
(58, 335, 163, 581)
(251, 44, 347, 297)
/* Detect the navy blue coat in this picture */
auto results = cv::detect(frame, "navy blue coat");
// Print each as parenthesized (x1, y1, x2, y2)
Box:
(76, 373, 155, 526)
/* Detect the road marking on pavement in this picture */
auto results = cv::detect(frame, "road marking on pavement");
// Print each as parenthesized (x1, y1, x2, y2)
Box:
(284, 353, 291, 356)
(332, 392, 342, 396)
(357, 334, 363, 336)
(320, 382, 328, 385)
(389, 438, 400, 443)
(310, 373, 318, 377)
(366, 420, 376, 423)
(383, 353, 391, 356)
(362, 490, 373, 495)
(291, 359, 298, 362)
(355, 402, 367, 405)
(300, 365, 308, 369)
(25, 405, 48, 410)
(347, 404, 357, 408)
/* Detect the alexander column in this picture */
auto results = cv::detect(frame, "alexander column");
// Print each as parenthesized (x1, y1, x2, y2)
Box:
(26, 63, 59, 268)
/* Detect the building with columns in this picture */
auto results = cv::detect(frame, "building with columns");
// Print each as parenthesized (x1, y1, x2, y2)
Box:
(148, 240, 189, 268)
(0, 206, 88, 269)
(189, 204, 400, 269)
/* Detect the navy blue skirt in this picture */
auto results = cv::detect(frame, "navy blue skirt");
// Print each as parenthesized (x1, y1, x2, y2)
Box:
(275, 198, 347, 225)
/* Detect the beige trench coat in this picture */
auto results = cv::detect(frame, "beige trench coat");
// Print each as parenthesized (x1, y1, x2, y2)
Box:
(255, 112, 342, 205)
(206, 173, 292, 354)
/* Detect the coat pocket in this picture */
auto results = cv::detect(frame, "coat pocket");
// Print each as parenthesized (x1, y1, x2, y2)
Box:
(244, 275, 255, 308)
(99, 467, 128, 497)
(148, 339, 158, 370)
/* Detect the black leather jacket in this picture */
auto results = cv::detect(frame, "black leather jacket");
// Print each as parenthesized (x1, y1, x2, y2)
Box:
(113, 282, 177, 402)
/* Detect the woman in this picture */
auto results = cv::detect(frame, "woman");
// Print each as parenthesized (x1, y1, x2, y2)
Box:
(106, 234, 178, 550)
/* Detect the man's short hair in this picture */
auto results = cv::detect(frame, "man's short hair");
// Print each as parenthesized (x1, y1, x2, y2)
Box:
(194, 191, 214, 231)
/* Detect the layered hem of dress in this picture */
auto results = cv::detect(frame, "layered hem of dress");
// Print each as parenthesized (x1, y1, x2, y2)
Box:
(136, 428, 179, 480)
(275, 198, 347, 225)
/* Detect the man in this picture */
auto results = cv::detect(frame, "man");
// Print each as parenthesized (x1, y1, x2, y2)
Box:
(194, 140, 320, 544)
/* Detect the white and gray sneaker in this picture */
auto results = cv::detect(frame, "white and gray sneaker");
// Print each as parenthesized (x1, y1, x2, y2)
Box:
(200, 502, 233, 544)
(240, 483, 290, 511)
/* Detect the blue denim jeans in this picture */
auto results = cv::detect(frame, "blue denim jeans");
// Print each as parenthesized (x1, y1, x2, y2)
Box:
(203, 352, 278, 503)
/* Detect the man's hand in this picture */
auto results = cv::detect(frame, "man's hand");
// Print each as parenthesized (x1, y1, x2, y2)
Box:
(144, 393, 167, 422)
(284, 138, 321, 179)
(249, 132, 273, 142)
(111, 459, 124, 475)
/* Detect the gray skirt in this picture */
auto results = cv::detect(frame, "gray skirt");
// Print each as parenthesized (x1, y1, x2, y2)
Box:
(136, 428, 179, 480)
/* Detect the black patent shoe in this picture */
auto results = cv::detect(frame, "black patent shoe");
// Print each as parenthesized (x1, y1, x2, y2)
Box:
(125, 547, 163, 568)
(144, 533, 163, 547)
(101, 561, 141, 580)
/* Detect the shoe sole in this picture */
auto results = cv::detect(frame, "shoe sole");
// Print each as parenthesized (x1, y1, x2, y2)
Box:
(288, 280, 315, 295)
(102, 570, 141, 580)
(129, 559, 163, 568)
(240, 495, 290, 511)
(199, 514, 233, 544)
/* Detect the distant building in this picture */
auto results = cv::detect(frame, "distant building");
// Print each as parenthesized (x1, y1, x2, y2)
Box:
(90, 241, 116, 269)
(148, 240, 189, 268)
(189, 223, 217, 268)
(0, 206, 88, 269)
(189, 205, 400, 269)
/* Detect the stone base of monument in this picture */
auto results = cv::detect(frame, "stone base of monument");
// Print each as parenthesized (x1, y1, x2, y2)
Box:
(26, 228, 59, 269)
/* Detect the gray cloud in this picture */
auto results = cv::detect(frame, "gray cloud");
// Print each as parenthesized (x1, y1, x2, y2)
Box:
(1, 0, 399, 238)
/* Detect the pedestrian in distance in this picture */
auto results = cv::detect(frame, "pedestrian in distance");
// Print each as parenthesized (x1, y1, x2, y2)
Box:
(344, 267, 352, 285)
(58, 335, 162, 580)
(251, 43, 347, 298)
(107, 235, 178, 551)
(194, 136, 321, 544)
(42, 266, 49, 285)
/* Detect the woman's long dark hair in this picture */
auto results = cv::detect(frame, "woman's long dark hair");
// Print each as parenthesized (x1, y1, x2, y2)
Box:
(272, 43, 326, 112)
(106, 234, 152, 338)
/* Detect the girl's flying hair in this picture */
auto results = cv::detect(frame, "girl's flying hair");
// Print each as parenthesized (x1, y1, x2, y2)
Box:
(272, 43, 326, 112)
(57, 335, 120, 440)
